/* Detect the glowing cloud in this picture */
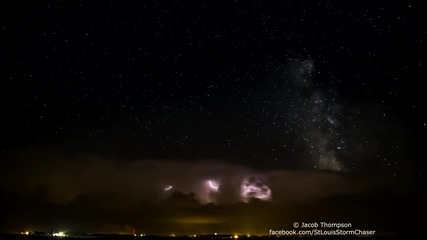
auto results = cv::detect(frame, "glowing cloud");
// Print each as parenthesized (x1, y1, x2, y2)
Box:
(207, 180, 219, 192)
(240, 176, 272, 202)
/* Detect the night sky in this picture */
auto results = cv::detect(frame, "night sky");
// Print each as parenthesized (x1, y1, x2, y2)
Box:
(1, 0, 426, 236)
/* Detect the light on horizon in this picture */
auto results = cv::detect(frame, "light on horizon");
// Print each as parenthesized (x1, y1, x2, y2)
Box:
(52, 231, 67, 237)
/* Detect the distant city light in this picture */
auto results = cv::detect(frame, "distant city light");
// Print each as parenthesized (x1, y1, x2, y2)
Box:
(233, 234, 239, 239)
(52, 231, 66, 237)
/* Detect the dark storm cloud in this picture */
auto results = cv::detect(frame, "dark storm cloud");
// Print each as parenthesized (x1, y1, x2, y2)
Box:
(1, 148, 403, 234)
(2, 149, 425, 235)
(1, 148, 375, 206)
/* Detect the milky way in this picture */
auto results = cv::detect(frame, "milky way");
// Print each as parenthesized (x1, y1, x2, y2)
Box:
(274, 58, 347, 171)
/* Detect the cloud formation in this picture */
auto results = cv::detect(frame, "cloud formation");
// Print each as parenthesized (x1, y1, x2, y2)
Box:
(1, 148, 372, 205)
(1, 148, 420, 235)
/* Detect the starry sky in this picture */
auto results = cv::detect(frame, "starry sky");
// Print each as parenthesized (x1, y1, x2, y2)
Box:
(1, 0, 426, 236)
